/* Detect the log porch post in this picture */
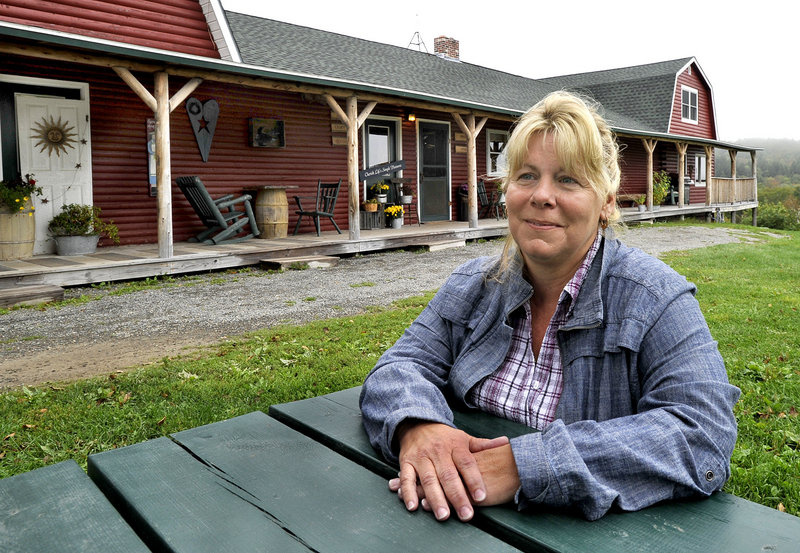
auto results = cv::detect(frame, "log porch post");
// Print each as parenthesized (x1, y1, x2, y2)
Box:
(452, 113, 488, 228)
(112, 67, 202, 258)
(751, 150, 758, 225)
(675, 142, 688, 207)
(642, 139, 657, 211)
(729, 150, 738, 205)
(704, 145, 714, 207)
(325, 94, 376, 240)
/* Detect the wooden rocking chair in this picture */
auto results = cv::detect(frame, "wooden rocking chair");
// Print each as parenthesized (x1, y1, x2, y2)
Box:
(477, 180, 505, 220)
(176, 176, 260, 244)
(293, 179, 342, 236)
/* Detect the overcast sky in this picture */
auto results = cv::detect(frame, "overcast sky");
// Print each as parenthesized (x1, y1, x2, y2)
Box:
(222, 0, 800, 142)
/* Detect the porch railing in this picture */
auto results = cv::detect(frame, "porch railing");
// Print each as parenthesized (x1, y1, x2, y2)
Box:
(709, 177, 757, 204)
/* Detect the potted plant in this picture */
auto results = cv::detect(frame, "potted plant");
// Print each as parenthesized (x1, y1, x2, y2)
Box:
(400, 184, 414, 205)
(363, 198, 379, 212)
(0, 173, 43, 260)
(370, 181, 389, 203)
(384, 204, 404, 229)
(634, 194, 647, 212)
(47, 203, 119, 255)
(652, 170, 671, 209)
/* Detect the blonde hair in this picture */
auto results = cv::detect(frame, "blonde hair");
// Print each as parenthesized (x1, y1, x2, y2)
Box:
(494, 91, 622, 278)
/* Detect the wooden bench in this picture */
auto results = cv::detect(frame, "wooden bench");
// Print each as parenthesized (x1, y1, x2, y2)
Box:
(270, 386, 800, 553)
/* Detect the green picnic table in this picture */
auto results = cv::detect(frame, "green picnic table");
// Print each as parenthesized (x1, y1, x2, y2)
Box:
(270, 386, 800, 553)
(87, 411, 519, 552)
(3, 386, 799, 552)
(0, 460, 149, 552)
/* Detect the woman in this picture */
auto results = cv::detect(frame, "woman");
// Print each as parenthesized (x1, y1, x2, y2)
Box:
(359, 91, 740, 522)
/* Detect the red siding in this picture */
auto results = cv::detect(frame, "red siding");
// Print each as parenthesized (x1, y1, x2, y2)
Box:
(0, 0, 219, 58)
(669, 62, 716, 139)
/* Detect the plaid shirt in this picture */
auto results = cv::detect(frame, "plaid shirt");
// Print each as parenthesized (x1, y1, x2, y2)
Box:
(469, 234, 601, 430)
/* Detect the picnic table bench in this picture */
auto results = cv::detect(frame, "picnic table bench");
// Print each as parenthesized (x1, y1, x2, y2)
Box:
(2, 386, 799, 552)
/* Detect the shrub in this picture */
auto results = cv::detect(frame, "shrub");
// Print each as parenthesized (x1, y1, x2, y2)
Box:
(757, 202, 800, 230)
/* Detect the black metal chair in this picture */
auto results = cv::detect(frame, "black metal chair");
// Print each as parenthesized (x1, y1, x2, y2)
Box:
(477, 180, 505, 220)
(175, 176, 260, 244)
(293, 179, 342, 236)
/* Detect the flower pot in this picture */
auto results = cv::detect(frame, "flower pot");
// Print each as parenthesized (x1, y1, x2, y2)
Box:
(390, 218, 402, 229)
(637, 204, 647, 213)
(0, 201, 35, 260)
(363, 202, 378, 212)
(54, 234, 100, 256)
(400, 195, 413, 205)
(376, 194, 388, 203)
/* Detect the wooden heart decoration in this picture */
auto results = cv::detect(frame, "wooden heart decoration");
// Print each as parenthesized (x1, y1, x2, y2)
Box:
(186, 97, 219, 162)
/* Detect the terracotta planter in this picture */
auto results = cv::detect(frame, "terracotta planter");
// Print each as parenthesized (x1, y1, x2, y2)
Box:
(54, 234, 100, 256)
(0, 200, 35, 260)
(363, 202, 378, 212)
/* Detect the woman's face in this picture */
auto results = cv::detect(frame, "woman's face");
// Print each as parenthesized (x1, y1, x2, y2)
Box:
(505, 133, 614, 277)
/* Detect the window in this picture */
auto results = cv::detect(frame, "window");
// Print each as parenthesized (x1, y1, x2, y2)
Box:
(694, 154, 707, 185)
(486, 130, 508, 175)
(681, 86, 698, 124)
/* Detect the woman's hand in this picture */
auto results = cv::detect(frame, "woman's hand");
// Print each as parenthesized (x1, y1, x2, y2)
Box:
(390, 421, 512, 521)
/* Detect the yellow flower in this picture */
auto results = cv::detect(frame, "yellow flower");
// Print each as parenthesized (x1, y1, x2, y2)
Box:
(23, 196, 29, 201)
(29, 212, 33, 217)
(15, 198, 20, 202)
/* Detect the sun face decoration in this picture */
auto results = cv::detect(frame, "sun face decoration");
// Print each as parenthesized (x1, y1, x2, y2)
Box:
(31, 115, 77, 157)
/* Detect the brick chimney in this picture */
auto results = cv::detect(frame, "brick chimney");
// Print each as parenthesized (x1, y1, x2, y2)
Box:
(433, 36, 459, 60)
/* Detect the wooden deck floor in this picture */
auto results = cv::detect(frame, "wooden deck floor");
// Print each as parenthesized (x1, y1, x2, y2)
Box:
(0, 219, 509, 289)
(0, 202, 756, 291)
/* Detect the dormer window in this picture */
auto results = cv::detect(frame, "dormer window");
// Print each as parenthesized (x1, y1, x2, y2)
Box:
(681, 86, 698, 124)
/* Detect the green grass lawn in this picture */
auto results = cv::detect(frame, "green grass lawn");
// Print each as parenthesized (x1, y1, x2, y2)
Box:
(1, 224, 798, 517)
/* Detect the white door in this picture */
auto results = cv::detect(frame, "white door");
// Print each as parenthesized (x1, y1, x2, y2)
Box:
(16, 94, 92, 254)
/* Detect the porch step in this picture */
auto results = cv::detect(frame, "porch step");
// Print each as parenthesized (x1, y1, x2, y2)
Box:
(259, 255, 340, 271)
(423, 239, 467, 252)
(0, 284, 64, 308)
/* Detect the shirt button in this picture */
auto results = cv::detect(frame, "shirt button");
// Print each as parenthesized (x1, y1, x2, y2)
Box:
(705, 470, 715, 481)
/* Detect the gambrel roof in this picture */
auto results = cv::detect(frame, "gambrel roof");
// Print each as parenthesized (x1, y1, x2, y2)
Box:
(537, 58, 697, 134)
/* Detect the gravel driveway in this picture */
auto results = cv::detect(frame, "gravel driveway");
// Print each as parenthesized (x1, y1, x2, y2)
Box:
(0, 226, 764, 388)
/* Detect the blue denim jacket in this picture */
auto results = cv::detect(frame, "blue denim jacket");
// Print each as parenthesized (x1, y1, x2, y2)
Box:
(360, 237, 740, 520)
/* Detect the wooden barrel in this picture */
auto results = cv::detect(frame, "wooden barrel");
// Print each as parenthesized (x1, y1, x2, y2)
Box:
(255, 187, 289, 239)
(0, 202, 35, 260)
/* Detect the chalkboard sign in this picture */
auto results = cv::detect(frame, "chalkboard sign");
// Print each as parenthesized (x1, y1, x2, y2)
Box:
(359, 160, 406, 180)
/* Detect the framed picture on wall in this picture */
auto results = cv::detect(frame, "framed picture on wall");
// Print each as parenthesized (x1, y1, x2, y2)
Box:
(249, 118, 285, 148)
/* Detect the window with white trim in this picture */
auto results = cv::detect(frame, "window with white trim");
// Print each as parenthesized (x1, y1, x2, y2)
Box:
(694, 154, 707, 186)
(486, 129, 508, 175)
(681, 86, 698, 124)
